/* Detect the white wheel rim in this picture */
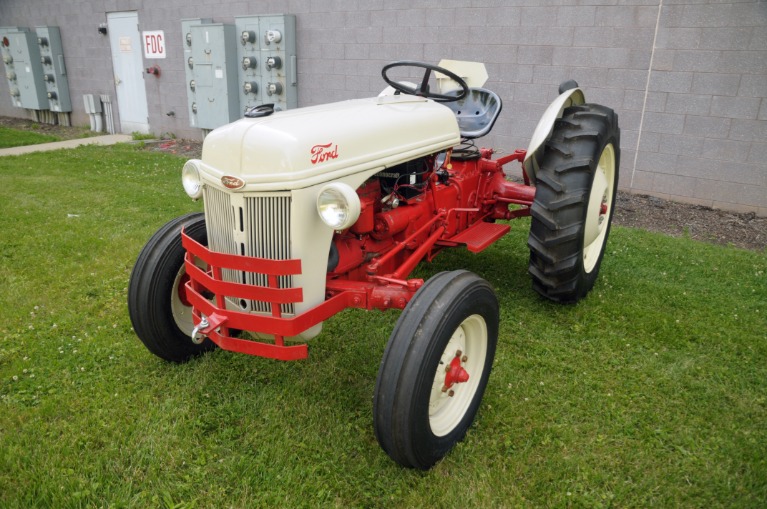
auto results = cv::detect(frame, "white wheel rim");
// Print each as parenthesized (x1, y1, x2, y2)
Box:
(429, 314, 488, 437)
(170, 257, 207, 335)
(171, 267, 194, 335)
(583, 143, 615, 274)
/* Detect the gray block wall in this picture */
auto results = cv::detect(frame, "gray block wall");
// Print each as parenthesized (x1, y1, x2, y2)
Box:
(0, 0, 765, 216)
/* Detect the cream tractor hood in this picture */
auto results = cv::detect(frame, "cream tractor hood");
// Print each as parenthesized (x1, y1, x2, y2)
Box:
(194, 95, 461, 192)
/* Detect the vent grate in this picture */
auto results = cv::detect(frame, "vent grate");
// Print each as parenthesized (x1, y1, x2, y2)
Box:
(203, 187, 294, 315)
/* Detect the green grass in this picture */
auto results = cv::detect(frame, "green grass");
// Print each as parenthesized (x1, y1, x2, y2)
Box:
(0, 126, 60, 148)
(1, 144, 765, 508)
(131, 131, 156, 141)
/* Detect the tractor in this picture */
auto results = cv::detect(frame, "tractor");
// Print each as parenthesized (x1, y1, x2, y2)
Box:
(128, 60, 620, 469)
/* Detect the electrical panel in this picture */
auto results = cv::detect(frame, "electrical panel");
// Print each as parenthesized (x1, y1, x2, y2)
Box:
(181, 15, 297, 131)
(181, 18, 211, 128)
(2, 29, 48, 110)
(235, 14, 297, 113)
(0, 27, 26, 108)
(187, 23, 240, 130)
(35, 26, 71, 112)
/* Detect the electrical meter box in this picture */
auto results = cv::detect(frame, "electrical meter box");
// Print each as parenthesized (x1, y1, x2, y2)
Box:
(35, 26, 71, 112)
(1, 27, 27, 108)
(187, 23, 240, 130)
(3, 29, 48, 110)
(181, 18, 212, 128)
(235, 14, 297, 113)
(235, 16, 262, 114)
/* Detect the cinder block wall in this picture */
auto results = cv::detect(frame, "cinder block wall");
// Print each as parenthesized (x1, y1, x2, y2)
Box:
(1, 0, 764, 215)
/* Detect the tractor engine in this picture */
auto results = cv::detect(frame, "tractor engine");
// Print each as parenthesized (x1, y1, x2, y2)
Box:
(327, 161, 437, 279)
(376, 157, 431, 200)
(326, 152, 481, 280)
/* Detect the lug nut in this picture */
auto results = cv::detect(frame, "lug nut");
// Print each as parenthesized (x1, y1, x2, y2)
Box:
(448, 390, 455, 397)
(462, 355, 468, 362)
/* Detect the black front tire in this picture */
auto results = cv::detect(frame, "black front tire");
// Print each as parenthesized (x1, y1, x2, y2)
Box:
(373, 270, 499, 469)
(528, 103, 620, 303)
(128, 213, 217, 362)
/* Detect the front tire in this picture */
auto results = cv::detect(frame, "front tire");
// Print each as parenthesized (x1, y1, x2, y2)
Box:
(373, 270, 499, 469)
(128, 213, 217, 362)
(528, 103, 620, 303)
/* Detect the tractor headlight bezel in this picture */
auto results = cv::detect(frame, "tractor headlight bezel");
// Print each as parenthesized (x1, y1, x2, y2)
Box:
(316, 183, 361, 230)
(182, 161, 204, 200)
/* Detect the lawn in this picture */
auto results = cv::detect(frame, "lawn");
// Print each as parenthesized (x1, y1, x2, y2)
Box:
(0, 144, 765, 508)
(0, 125, 60, 148)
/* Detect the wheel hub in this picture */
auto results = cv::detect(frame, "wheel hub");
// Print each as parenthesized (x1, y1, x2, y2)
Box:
(428, 314, 488, 437)
(582, 143, 616, 274)
(442, 350, 470, 394)
(584, 169, 609, 247)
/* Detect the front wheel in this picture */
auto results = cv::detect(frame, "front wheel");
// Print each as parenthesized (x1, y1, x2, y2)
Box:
(528, 103, 620, 303)
(128, 213, 217, 362)
(373, 270, 499, 469)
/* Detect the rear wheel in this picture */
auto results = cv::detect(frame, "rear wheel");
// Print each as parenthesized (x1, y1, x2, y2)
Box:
(373, 270, 499, 469)
(528, 103, 620, 303)
(128, 213, 217, 362)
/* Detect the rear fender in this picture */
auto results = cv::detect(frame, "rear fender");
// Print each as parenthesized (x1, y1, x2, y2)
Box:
(523, 88, 586, 184)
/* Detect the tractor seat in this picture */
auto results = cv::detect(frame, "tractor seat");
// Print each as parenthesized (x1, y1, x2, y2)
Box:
(441, 88, 503, 139)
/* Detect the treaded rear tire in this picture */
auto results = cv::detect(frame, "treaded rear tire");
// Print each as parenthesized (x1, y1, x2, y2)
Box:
(528, 103, 620, 303)
(128, 213, 217, 362)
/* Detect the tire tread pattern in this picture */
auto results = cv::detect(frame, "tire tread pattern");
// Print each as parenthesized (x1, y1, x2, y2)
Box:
(528, 103, 620, 303)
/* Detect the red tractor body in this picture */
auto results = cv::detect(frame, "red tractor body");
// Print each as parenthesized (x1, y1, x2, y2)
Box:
(181, 147, 534, 360)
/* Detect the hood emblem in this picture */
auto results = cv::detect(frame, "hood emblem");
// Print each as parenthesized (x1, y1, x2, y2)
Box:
(311, 142, 339, 165)
(221, 176, 245, 190)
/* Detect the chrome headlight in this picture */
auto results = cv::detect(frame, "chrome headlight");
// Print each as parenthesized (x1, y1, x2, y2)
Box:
(317, 183, 361, 230)
(182, 161, 203, 200)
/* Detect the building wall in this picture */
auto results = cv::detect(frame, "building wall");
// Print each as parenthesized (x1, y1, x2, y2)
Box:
(0, 0, 765, 215)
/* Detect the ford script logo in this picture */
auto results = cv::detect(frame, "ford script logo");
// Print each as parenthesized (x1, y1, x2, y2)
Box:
(310, 142, 339, 165)
(221, 176, 245, 190)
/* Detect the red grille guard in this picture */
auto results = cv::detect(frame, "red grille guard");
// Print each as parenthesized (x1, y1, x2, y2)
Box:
(181, 231, 420, 361)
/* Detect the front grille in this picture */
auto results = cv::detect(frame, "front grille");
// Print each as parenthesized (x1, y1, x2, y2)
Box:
(203, 186, 294, 315)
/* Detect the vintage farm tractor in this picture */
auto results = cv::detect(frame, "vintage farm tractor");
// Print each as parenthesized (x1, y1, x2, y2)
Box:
(128, 60, 619, 469)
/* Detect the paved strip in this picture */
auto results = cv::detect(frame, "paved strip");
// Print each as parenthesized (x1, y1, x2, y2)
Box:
(0, 134, 133, 156)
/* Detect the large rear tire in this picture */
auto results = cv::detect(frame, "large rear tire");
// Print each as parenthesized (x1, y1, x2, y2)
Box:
(373, 270, 499, 469)
(528, 103, 620, 303)
(128, 213, 217, 362)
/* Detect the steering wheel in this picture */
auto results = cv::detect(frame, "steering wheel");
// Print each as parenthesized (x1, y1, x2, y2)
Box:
(381, 61, 469, 103)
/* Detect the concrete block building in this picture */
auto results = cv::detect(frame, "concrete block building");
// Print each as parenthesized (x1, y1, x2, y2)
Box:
(0, 0, 765, 215)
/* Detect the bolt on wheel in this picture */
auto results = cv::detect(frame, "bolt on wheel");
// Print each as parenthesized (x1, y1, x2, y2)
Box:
(374, 270, 499, 469)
